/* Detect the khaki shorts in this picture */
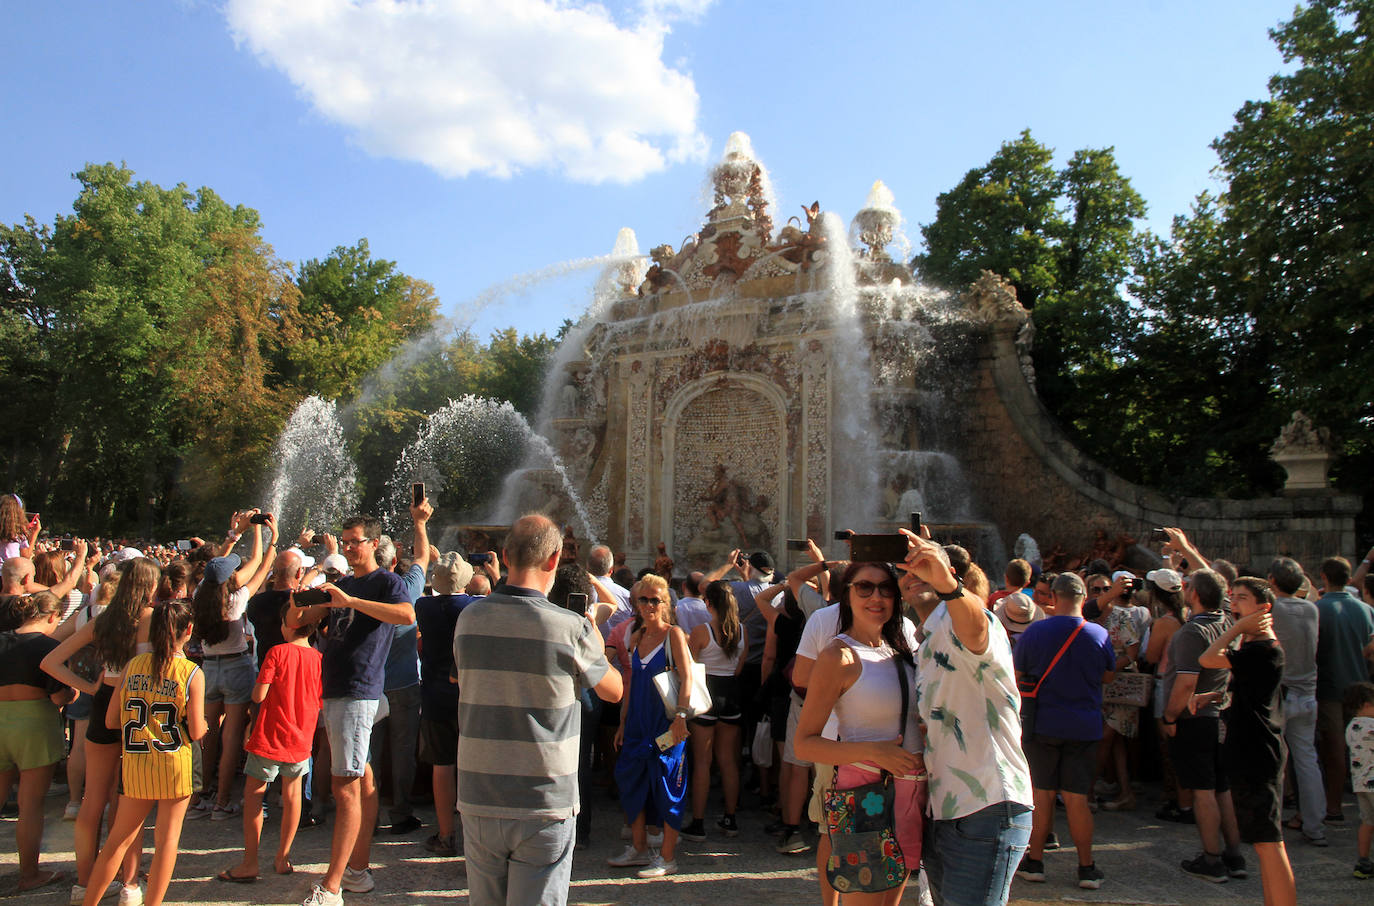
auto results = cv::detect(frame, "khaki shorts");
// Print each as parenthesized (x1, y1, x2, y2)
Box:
(0, 699, 65, 771)
(783, 694, 813, 768)
(807, 763, 834, 824)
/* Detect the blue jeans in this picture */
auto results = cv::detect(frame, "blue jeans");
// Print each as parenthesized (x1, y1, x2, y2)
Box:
(924, 800, 1032, 906)
(462, 813, 576, 906)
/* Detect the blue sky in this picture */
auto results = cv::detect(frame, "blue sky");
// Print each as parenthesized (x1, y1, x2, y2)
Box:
(4, 0, 1298, 340)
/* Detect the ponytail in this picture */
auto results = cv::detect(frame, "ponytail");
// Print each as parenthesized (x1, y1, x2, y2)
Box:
(703, 580, 742, 659)
(149, 599, 193, 681)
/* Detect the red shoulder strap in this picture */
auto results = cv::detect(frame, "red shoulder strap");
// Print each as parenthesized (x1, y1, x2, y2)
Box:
(1027, 620, 1086, 698)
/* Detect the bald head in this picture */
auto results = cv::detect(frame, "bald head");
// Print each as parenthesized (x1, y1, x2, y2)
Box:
(1, 556, 35, 594)
(271, 549, 305, 590)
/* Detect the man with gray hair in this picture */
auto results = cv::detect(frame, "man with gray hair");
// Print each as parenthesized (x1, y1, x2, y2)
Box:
(1267, 556, 1325, 846)
(1162, 568, 1246, 883)
(587, 543, 632, 630)
(453, 514, 623, 906)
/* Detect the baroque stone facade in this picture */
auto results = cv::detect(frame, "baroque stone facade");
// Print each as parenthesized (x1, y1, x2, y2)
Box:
(514, 136, 1358, 574)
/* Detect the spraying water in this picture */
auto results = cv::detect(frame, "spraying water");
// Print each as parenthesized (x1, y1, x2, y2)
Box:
(265, 396, 360, 534)
(388, 395, 596, 542)
(818, 210, 882, 532)
(352, 252, 644, 410)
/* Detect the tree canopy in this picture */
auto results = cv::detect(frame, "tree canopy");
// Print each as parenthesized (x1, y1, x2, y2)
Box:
(915, 0, 1374, 509)
(0, 165, 557, 536)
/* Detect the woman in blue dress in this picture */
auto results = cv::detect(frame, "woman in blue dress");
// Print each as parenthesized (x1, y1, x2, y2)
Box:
(608, 574, 693, 878)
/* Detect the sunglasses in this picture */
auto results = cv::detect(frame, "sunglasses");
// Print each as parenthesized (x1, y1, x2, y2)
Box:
(636, 596, 664, 606)
(851, 580, 898, 599)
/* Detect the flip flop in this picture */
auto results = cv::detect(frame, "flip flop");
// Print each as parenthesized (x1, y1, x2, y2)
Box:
(18, 869, 67, 892)
(216, 869, 259, 883)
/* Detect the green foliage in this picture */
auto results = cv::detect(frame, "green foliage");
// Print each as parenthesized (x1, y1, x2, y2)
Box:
(1205, 0, 1374, 495)
(0, 165, 555, 536)
(916, 132, 1148, 475)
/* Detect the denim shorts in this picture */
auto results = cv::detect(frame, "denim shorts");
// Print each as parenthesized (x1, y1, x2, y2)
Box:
(322, 697, 378, 778)
(925, 800, 1032, 906)
(244, 750, 310, 783)
(65, 690, 94, 722)
(202, 651, 255, 705)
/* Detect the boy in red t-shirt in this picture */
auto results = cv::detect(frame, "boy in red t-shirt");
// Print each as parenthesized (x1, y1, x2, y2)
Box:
(219, 605, 322, 881)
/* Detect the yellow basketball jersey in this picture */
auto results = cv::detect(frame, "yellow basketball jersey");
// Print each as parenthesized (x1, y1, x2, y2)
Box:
(119, 652, 198, 799)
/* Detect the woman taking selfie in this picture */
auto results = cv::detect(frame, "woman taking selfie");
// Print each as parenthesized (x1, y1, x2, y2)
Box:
(794, 562, 925, 906)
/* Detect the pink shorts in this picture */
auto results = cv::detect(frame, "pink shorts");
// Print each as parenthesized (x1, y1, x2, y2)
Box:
(835, 763, 928, 869)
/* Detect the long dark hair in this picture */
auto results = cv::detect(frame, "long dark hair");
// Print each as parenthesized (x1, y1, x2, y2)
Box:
(191, 572, 236, 646)
(703, 580, 742, 659)
(94, 558, 159, 670)
(836, 561, 913, 666)
(149, 599, 193, 681)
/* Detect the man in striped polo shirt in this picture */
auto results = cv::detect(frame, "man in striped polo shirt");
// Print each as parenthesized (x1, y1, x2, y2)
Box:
(452, 514, 623, 905)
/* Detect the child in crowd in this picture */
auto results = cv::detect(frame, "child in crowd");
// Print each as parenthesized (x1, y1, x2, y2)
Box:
(1197, 576, 1295, 905)
(219, 603, 322, 882)
(1345, 682, 1374, 879)
(83, 600, 206, 906)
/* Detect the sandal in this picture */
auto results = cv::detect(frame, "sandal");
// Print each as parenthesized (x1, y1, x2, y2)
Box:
(18, 869, 67, 892)
(1284, 815, 1303, 830)
(275, 860, 294, 876)
(216, 868, 259, 883)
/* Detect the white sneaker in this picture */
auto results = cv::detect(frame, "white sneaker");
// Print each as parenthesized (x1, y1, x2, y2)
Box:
(637, 855, 678, 878)
(70, 881, 119, 905)
(117, 883, 143, 906)
(342, 866, 375, 893)
(301, 884, 344, 906)
(63, 801, 82, 821)
(647, 830, 664, 848)
(606, 845, 652, 867)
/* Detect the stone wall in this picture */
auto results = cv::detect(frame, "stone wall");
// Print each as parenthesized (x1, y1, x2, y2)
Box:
(953, 307, 1362, 572)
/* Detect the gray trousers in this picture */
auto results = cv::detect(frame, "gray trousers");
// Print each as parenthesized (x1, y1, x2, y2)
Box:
(462, 813, 577, 906)
(1282, 691, 1325, 838)
(372, 683, 421, 823)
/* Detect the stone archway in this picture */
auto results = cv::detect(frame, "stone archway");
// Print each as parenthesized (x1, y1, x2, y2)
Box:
(661, 373, 788, 569)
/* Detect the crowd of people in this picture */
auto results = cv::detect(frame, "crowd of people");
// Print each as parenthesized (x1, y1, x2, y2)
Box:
(1, 487, 1373, 906)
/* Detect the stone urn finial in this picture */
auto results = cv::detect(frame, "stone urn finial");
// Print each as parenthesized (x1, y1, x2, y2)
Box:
(852, 180, 900, 261)
(1270, 410, 1336, 492)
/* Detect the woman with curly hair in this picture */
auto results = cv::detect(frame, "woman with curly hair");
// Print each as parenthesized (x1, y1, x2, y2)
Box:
(43, 556, 161, 906)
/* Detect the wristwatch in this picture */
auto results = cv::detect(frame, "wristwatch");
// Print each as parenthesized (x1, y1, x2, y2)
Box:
(935, 576, 965, 601)
(675, 709, 688, 720)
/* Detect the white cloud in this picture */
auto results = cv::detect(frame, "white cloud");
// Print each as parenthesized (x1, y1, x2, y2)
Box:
(223, 0, 712, 183)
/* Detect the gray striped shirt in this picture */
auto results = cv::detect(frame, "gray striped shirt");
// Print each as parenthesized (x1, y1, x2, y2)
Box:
(452, 588, 609, 819)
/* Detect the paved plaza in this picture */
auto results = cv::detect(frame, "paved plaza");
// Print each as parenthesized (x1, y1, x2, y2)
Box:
(2, 779, 1369, 905)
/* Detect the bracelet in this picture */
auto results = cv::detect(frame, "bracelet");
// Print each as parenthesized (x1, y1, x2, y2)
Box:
(1162, 717, 1176, 725)
(225, 531, 240, 542)
(819, 560, 828, 571)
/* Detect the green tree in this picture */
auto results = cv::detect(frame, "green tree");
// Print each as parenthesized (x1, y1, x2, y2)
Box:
(280, 240, 440, 400)
(915, 132, 1147, 466)
(1205, 0, 1374, 494)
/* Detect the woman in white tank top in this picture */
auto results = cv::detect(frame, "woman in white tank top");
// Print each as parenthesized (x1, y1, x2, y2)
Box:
(681, 580, 749, 841)
(794, 562, 927, 906)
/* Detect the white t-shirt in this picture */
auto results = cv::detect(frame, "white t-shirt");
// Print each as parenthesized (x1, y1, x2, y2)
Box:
(202, 585, 252, 656)
(917, 602, 1033, 821)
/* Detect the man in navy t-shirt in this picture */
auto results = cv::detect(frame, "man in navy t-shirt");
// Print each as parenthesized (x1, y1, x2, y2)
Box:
(1013, 572, 1116, 890)
(288, 515, 413, 906)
